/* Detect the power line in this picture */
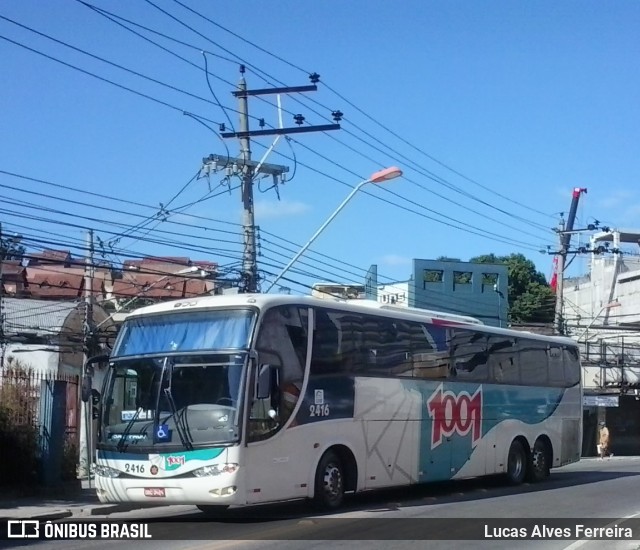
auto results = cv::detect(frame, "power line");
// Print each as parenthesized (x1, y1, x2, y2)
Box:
(248, 140, 552, 252)
(69, 2, 546, 244)
(166, 0, 556, 221)
(0, 33, 223, 126)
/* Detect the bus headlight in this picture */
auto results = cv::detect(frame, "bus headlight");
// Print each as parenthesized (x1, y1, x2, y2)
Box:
(94, 465, 121, 478)
(193, 463, 239, 477)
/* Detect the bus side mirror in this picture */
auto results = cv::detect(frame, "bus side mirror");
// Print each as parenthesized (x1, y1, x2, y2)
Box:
(81, 353, 109, 402)
(81, 375, 93, 403)
(256, 364, 272, 400)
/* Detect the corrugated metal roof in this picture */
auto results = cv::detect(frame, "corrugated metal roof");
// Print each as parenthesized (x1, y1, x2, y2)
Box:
(2, 298, 82, 336)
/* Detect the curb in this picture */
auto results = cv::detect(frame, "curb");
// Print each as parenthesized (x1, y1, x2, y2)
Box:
(73, 503, 162, 517)
(1, 504, 154, 521)
(86, 504, 147, 516)
(0, 510, 74, 521)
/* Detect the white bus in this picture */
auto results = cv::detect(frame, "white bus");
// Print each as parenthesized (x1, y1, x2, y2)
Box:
(90, 293, 582, 514)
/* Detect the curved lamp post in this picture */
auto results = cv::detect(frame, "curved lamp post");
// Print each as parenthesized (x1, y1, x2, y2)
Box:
(265, 166, 402, 293)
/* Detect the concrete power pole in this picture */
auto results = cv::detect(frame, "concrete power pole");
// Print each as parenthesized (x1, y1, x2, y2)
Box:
(79, 229, 95, 482)
(237, 75, 258, 293)
(209, 68, 341, 293)
(553, 187, 587, 335)
(553, 218, 566, 335)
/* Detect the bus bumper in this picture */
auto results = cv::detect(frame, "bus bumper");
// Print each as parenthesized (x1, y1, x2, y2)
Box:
(94, 474, 245, 506)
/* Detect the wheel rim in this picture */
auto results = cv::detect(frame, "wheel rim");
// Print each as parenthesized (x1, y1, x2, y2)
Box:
(322, 462, 343, 502)
(510, 449, 523, 479)
(532, 447, 546, 474)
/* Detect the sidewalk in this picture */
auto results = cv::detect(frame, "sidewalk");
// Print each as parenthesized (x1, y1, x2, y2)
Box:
(0, 480, 149, 520)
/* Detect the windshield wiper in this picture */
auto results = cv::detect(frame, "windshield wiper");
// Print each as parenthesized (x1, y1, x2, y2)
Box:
(117, 407, 143, 452)
(162, 359, 193, 451)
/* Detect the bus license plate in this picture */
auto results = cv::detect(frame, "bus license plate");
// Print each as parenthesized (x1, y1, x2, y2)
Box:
(144, 488, 166, 497)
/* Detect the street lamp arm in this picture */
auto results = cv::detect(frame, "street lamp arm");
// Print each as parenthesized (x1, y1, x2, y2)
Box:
(264, 166, 402, 293)
(265, 184, 364, 293)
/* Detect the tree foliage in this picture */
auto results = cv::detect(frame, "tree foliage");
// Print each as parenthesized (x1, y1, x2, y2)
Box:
(469, 253, 554, 323)
(0, 236, 25, 260)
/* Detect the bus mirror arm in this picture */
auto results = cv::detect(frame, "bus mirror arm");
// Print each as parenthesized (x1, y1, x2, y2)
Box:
(85, 353, 110, 371)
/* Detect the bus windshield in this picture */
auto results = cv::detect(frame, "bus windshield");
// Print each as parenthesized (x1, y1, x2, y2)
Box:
(112, 309, 255, 357)
(99, 308, 256, 452)
(99, 353, 246, 451)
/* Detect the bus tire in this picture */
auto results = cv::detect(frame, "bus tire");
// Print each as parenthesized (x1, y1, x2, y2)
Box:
(506, 440, 527, 485)
(527, 439, 551, 482)
(196, 504, 229, 516)
(313, 450, 345, 510)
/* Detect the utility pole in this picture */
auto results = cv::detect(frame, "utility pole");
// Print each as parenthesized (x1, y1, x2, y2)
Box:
(237, 75, 258, 293)
(553, 217, 566, 335)
(203, 67, 341, 293)
(79, 229, 95, 482)
(84, 229, 95, 348)
(553, 187, 587, 334)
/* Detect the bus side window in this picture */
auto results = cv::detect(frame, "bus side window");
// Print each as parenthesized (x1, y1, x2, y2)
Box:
(563, 347, 581, 387)
(519, 340, 549, 386)
(450, 329, 489, 382)
(548, 346, 565, 387)
(249, 306, 308, 441)
(410, 323, 448, 379)
(311, 309, 341, 374)
(359, 315, 411, 376)
(488, 336, 518, 384)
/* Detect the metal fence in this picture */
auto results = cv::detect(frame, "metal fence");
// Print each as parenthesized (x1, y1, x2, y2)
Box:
(0, 367, 80, 487)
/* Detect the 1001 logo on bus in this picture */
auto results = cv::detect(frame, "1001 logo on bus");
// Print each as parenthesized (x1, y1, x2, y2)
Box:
(427, 384, 483, 449)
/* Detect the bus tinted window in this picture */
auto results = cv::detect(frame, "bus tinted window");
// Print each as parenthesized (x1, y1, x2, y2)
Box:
(563, 346, 581, 386)
(363, 317, 413, 376)
(548, 346, 565, 387)
(311, 309, 337, 374)
(311, 309, 362, 375)
(519, 339, 549, 386)
(450, 329, 490, 382)
(309, 306, 580, 388)
(409, 323, 450, 379)
(488, 336, 518, 384)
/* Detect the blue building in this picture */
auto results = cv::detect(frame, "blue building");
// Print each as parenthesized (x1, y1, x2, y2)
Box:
(366, 259, 509, 327)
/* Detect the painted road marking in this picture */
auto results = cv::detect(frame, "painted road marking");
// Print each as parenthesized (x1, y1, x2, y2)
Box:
(562, 511, 640, 550)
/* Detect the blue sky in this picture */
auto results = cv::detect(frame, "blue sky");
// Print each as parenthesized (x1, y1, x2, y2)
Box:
(1, 0, 639, 294)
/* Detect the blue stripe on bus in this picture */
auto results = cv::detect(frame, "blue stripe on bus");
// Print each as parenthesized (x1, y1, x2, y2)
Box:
(411, 382, 565, 482)
(97, 448, 225, 462)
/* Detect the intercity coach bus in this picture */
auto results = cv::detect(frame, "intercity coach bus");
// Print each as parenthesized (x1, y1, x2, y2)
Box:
(88, 293, 582, 514)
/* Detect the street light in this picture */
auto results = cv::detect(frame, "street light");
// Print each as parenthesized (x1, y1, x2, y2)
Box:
(265, 166, 403, 293)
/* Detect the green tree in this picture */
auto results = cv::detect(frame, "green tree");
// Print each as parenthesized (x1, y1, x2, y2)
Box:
(0, 235, 25, 261)
(469, 253, 554, 323)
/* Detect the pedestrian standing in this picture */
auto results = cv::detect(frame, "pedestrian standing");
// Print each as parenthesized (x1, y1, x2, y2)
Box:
(598, 421, 611, 459)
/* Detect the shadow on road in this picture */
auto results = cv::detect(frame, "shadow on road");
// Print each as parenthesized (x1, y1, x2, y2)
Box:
(3, 465, 639, 547)
(170, 463, 640, 523)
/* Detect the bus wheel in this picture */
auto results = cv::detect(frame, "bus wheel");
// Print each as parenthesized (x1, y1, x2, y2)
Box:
(506, 440, 527, 485)
(527, 439, 550, 482)
(313, 450, 344, 510)
(196, 504, 229, 516)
